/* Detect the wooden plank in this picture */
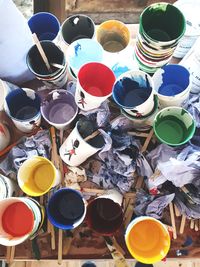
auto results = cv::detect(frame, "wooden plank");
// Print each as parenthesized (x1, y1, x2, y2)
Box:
(46, 0, 176, 23)
(65, 0, 176, 13)
(33, 0, 49, 13)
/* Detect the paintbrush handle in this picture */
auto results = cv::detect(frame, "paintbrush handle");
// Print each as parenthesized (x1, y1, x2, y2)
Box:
(32, 33, 52, 73)
(104, 237, 129, 267)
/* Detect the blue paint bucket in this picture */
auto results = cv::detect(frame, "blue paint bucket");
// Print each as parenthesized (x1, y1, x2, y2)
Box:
(67, 38, 103, 76)
(112, 70, 155, 117)
(4, 88, 41, 133)
(152, 64, 190, 107)
(28, 12, 60, 41)
(47, 188, 86, 230)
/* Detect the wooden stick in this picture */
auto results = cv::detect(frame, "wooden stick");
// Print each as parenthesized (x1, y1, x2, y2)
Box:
(32, 33, 52, 72)
(84, 115, 122, 143)
(128, 131, 149, 138)
(84, 130, 100, 142)
(60, 130, 64, 145)
(169, 202, 177, 239)
(49, 127, 58, 250)
(58, 229, 63, 265)
(39, 195, 44, 205)
(50, 127, 60, 169)
(63, 230, 74, 255)
(174, 204, 181, 217)
(112, 237, 126, 256)
(179, 214, 186, 234)
(195, 220, 199, 232)
(50, 223, 56, 250)
(57, 130, 66, 264)
(51, 63, 65, 69)
(6, 246, 11, 263)
(124, 197, 135, 229)
(190, 219, 195, 230)
(141, 128, 154, 153)
(135, 176, 144, 189)
(10, 246, 15, 264)
(81, 187, 106, 195)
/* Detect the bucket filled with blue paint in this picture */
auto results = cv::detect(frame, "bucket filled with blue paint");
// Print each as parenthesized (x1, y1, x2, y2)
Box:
(47, 188, 86, 230)
(152, 64, 191, 108)
(67, 38, 104, 76)
(28, 12, 60, 41)
(4, 88, 41, 133)
(112, 70, 155, 117)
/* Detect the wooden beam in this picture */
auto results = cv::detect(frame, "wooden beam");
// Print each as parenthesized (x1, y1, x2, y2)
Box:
(33, 0, 49, 14)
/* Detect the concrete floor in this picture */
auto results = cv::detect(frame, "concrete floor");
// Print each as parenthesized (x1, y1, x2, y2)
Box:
(13, 0, 33, 18)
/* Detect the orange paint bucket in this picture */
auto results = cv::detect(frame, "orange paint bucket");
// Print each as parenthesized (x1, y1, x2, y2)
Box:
(125, 216, 170, 264)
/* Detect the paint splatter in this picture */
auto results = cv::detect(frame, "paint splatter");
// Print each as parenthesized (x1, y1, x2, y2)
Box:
(176, 249, 189, 256)
(112, 63, 129, 78)
(74, 43, 81, 56)
(182, 236, 193, 247)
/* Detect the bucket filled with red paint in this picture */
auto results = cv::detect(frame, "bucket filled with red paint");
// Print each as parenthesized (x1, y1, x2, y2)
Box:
(75, 62, 115, 111)
(0, 197, 42, 246)
(86, 189, 124, 236)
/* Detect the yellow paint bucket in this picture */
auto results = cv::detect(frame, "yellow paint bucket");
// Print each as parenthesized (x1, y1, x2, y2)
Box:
(17, 156, 57, 197)
(125, 216, 170, 264)
(96, 20, 130, 53)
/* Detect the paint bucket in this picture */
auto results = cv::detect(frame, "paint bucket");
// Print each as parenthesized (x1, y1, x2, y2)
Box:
(67, 66, 77, 81)
(75, 62, 115, 111)
(17, 156, 58, 197)
(112, 70, 154, 117)
(59, 120, 105, 167)
(0, 174, 18, 200)
(26, 41, 68, 88)
(153, 107, 196, 146)
(4, 88, 41, 133)
(139, 3, 185, 47)
(47, 188, 86, 230)
(23, 198, 45, 239)
(152, 64, 191, 108)
(86, 189, 123, 236)
(179, 36, 200, 93)
(59, 14, 95, 53)
(173, 0, 200, 58)
(96, 20, 137, 78)
(28, 12, 60, 42)
(121, 95, 159, 131)
(41, 89, 78, 130)
(0, 197, 35, 246)
(125, 216, 170, 264)
(135, 2, 185, 73)
(0, 123, 10, 151)
(67, 38, 104, 76)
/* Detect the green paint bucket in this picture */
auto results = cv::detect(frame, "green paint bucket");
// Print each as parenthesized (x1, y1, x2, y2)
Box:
(139, 3, 186, 46)
(153, 107, 196, 146)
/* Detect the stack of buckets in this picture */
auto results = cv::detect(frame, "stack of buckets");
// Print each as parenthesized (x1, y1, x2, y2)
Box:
(134, 2, 186, 74)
